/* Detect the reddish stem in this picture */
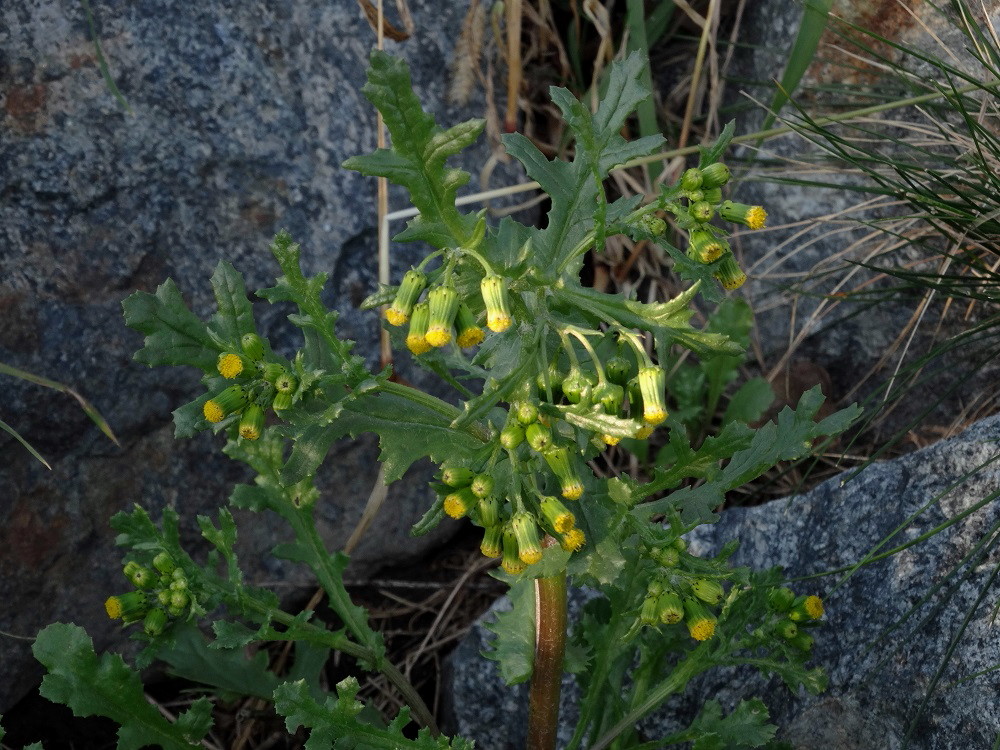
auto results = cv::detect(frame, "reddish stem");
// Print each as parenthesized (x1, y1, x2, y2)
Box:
(526, 557, 567, 750)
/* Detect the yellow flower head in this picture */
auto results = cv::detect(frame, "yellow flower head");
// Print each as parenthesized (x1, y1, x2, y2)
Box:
(688, 618, 716, 641)
(804, 595, 824, 619)
(561, 480, 584, 501)
(217, 353, 244, 379)
(457, 325, 486, 348)
(746, 206, 767, 230)
(602, 434, 620, 446)
(203, 399, 224, 423)
(105, 596, 122, 619)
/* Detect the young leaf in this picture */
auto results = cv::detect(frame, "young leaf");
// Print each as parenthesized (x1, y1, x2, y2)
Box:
(157, 623, 279, 701)
(207, 261, 257, 345)
(123, 279, 219, 373)
(342, 51, 480, 249)
(661, 698, 779, 749)
(34, 623, 213, 750)
(274, 678, 472, 750)
(481, 578, 536, 685)
(723, 378, 775, 426)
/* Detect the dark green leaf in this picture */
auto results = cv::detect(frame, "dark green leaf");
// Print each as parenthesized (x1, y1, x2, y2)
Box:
(482, 579, 535, 685)
(723, 378, 775, 426)
(123, 280, 219, 373)
(207, 261, 257, 345)
(34, 623, 212, 750)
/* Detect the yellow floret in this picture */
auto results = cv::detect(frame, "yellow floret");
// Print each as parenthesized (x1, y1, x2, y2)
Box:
(643, 407, 668, 425)
(561, 481, 584, 501)
(602, 434, 620, 446)
(688, 618, 716, 641)
(519, 547, 543, 565)
(239, 422, 261, 441)
(635, 425, 654, 440)
(443, 494, 468, 519)
(406, 335, 432, 356)
(104, 596, 123, 620)
(425, 327, 452, 348)
(502, 557, 527, 575)
(217, 353, 243, 379)
(746, 206, 767, 230)
(720, 271, 747, 290)
(385, 307, 409, 326)
(203, 400, 224, 423)
(457, 326, 485, 348)
(805, 595, 824, 619)
(487, 313, 512, 333)
(700, 242, 725, 263)
(560, 528, 586, 552)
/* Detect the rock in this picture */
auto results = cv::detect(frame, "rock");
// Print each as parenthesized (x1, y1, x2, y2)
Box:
(717, 1, 1000, 441)
(446, 414, 1000, 749)
(0, 0, 522, 712)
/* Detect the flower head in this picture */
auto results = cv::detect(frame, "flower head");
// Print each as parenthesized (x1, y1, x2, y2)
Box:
(217, 352, 244, 379)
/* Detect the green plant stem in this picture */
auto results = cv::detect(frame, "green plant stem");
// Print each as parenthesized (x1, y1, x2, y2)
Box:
(245, 596, 439, 733)
(379, 380, 491, 442)
(527, 568, 568, 750)
(587, 646, 712, 750)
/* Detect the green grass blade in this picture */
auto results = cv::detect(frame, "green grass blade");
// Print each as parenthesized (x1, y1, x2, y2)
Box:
(0, 417, 52, 470)
(625, 0, 661, 179)
(0, 362, 120, 446)
(81, 0, 131, 113)
(761, 0, 834, 133)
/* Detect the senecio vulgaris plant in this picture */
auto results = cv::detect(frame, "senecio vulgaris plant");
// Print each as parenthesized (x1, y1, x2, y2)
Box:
(28, 52, 858, 750)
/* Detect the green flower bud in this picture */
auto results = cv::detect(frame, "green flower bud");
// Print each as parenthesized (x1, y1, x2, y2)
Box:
(594, 382, 625, 415)
(157, 590, 172, 607)
(203, 385, 247, 424)
(426, 285, 460, 347)
(481, 275, 513, 333)
(536, 363, 563, 400)
(511, 512, 543, 564)
(691, 578, 724, 605)
(444, 487, 476, 519)
(689, 201, 715, 222)
(480, 525, 503, 558)
(714, 253, 747, 290)
(123, 562, 156, 590)
(789, 595, 825, 622)
(680, 167, 703, 191)
(501, 528, 526, 574)
(262, 362, 286, 383)
(684, 597, 717, 641)
(477, 496, 500, 527)
(500, 424, 525, 450)
(647, 579, 664, 597)
(777, 620, 799, 640)
(514, 401, 538, 425)
(657, 591, 685, 625)
(655, 546, 680, 567)
(385, 269, 427, 326)
(105, 592, 148, 623)
(673, 537, 687, 552)
(699, 162, 731, 188)
(790, 632, 814, 651)
(540, 495, 575, 533)
(143, 608, 169, 637)
(170, 577, 188, 592)
(275, 372, 297, 394)
(172, 568, 186, 581)
(562, 367, 593, 405)
(688, 228, 726, 264)
(720, 200, 767, 230)
(217, 352, 246, 379)
(152, 552, 176, 575)
(239, 403, 265, 441)
(640, 214, 666, 236)
(240, 333, 265, 361)
(406, 301, 432, 355)
(441, 467, 476, 487)
(272, 390, 293, 411)
(605, 355, 633, 386)
(640, 594, 659, 626)
(471, 473, 495, 498)
(702, 187, 723, 204)
(542, 446, 584, 500)
(768, 587, 796, 612)
(526, 422, 553, 452)
(168, 604, 187, 618)
(455, 304, 485, 348)
(638, 366, 668, 425)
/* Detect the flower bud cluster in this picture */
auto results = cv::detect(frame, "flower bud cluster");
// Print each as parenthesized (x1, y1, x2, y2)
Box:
(763, 586, 824, 652)
(105, 552, 192, 637)
(201, 333, 299, 440)
(435, 460, 586, 575)
(663, 163, 768, 291)
(639, 538, 727, 641)
(385, 266, 516, 355)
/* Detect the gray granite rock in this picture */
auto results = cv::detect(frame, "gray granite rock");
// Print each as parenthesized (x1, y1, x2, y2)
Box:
(0, 0, 523, 712)
(718, 1, 1000, 441)
(446, 414, 1000, 749)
